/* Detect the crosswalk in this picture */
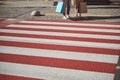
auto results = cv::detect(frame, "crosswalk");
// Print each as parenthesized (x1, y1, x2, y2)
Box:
(0, 19, 120, 80)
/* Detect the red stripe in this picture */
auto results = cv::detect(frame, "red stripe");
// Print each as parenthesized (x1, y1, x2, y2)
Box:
(0, 32, 120, 44)
(0, 24, 8, 28)
(27, 19, 120, 25)
(0, 40, 119, 55)
(16, 23, 120, 30)
(0, 19, 5, 21)
(0, 74, 42, 80)
(3, 27, 120, 36)
(0, 19, 19, 24)
(0, 53, 117, 73)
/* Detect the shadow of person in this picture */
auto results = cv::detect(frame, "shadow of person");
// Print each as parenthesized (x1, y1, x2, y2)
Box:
(69, 16, 120, 21)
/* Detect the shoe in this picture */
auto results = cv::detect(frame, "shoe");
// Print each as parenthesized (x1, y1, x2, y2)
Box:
(62, 16, 67, 19)
(66, 15, 70, 19)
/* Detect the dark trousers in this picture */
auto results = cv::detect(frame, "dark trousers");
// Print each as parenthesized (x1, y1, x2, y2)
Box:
(62, 0, 71, 15)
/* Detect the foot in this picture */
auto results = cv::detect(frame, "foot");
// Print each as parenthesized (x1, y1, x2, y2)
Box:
(66, 15, 70, 19)
(75, 13, 81, 18)
(62, 16, 67, 19)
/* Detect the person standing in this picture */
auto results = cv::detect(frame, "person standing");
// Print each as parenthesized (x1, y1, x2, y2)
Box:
(74, 0, 84, 19)
(62, 0, 71, 19)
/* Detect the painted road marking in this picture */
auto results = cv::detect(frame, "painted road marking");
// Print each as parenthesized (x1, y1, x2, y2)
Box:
(0, 19, 120, 80)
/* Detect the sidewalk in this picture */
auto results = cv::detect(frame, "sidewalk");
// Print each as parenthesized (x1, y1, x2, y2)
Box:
(0, 0, 53, 7)
(0, 0, 120, 22)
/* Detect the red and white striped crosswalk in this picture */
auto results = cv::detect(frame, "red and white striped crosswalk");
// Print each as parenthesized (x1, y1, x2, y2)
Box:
(0, 19, 120, 80)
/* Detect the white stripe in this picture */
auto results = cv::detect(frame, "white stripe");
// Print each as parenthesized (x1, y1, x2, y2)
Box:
(0, 29, 120, 40)
(0, 46, 118, 64)
(20, 21, 120, 28)
(0, 62, 115, 80)
(116, 66, 120, 69)
(0, 36, 120, 49)
(7, 19, 17, 21)
(7, 24, 120, 33)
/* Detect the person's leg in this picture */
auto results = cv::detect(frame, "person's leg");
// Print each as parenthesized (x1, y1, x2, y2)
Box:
(75, 0, 79, 18)
(62, 0, 67, 19)
(77, 5, 80, 17)
(62, 0, 66, 16)
(78, 0, 81, 18)
(66, 0, 70, 16)
(62, 0, 71, 19)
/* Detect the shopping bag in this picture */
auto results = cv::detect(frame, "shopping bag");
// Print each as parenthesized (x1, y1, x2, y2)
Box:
(79, 2, 87, 13)
(55, 2, 64, 13)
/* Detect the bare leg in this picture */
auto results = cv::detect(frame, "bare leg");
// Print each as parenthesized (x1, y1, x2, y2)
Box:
(78, 13, 81, 17)
(75, 9, 79, 18)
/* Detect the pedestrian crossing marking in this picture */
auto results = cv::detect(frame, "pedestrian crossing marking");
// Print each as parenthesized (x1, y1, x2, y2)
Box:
(0, 19, 120, 80)
(116, 66, 120, 70)
(0, 46, 118, 64)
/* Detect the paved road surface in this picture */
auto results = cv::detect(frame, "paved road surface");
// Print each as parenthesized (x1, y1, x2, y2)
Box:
(0, 0, 120, 22)
(0, 19, 120, 80)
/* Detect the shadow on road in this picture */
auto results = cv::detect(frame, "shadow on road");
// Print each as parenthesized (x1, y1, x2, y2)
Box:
(69, 16, 120, 21)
